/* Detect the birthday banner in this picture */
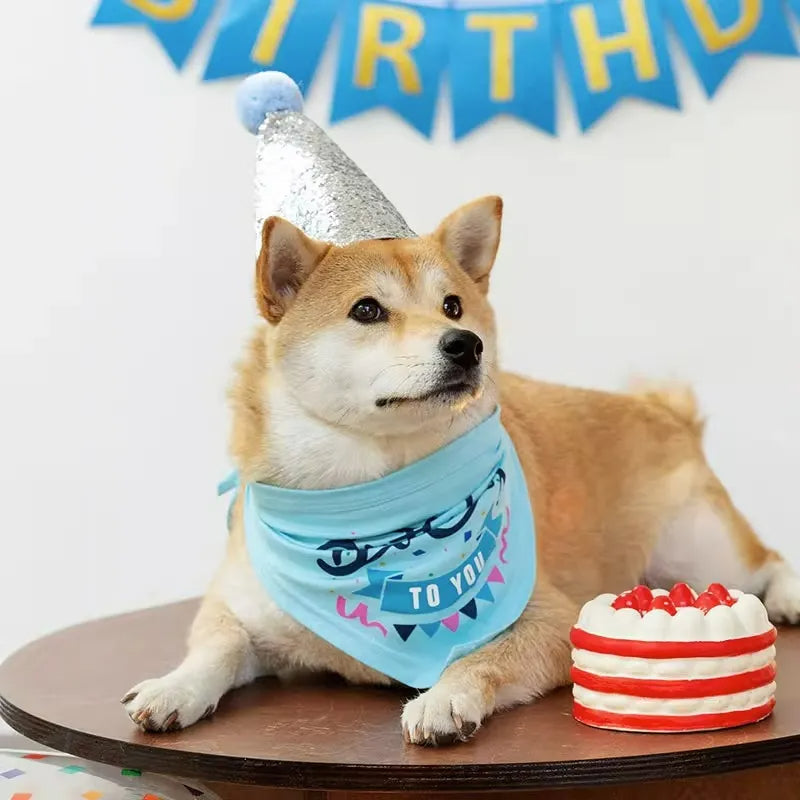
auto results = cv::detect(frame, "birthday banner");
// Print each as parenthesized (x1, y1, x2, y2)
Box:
(92, 0, 800, 134)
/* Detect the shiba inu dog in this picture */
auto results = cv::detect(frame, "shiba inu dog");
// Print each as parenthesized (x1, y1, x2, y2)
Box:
(123, 196, 800, 745)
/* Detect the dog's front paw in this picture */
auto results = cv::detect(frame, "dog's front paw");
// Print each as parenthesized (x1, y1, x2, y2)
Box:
(764, 565, 800, 624)
(122, 672, 218, 733)
(402, 684, 485, 746)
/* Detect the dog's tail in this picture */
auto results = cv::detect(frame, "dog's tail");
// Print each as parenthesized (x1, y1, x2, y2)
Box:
(628, 379, 705, 437)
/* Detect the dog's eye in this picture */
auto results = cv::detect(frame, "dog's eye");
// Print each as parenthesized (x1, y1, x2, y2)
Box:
(442, 295, 463, 320)
(349, 297, 386, 324)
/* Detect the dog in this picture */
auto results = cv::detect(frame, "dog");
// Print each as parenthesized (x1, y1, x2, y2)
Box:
(123, 196, 800, 745)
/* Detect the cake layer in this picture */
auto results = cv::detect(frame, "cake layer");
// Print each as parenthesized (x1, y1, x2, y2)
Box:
(572, 645, 776, 679)
(571, 663, 775, 698)
(576, 590, 771, 642)
(573, 681, 776, 715)
(573, 699, 775, 732)
(570, 626, 777, 658)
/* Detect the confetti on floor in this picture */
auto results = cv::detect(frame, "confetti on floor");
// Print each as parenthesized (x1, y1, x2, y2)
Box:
(0, 751, 221, 799)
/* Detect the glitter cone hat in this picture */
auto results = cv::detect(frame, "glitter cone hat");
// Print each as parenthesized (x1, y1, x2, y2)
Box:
(236, 71, 415, 252)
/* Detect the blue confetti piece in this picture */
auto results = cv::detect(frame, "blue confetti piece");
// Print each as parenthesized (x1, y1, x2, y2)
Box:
(1, 769, 23, 779)
(464, 530, 472, 542)
(413, 549, 426, 556)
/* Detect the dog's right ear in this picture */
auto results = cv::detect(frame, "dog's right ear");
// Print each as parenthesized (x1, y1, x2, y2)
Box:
(434, 196, 503, 292)
(255, 217, 331, 323)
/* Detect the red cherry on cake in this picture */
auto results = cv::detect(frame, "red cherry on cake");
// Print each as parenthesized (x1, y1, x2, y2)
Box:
(669, 582, 696, 607)
(707, 582, 736, 606)
(631, 585, 653, 611)
(611, 592, 638, 611)
(694, 591, 722, 613)
(649, 596, 677, 616)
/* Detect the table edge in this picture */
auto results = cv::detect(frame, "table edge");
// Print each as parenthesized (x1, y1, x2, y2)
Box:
(3, 693, 800, 791)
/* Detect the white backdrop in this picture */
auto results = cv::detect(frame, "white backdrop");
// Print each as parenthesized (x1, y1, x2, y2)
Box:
(1, 0, 799, 692)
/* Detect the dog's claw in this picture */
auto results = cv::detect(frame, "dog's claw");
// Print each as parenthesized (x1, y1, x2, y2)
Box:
(456, 719, 478, 741)
(163, 710, 180, 731)
(132, 708, 151, 724)
(120, 691, 138, 705)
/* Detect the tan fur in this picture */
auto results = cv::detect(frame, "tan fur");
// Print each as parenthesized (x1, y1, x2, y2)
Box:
(628, 378, 705, 436)
(227, 328, 269, 478)
(500, 375, 703, 603)
(124, 196, 800, 744)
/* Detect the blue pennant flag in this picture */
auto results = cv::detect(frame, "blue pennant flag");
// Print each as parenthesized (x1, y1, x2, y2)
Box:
(662, 0, 796, 96)
(557, 0, 679, 130)
(449, 1, 556, 138)
(476, 583, 495, 602)
(92, 0, 217, 69)
(204, 0, 339, 82)
(331, 0, 450, 137)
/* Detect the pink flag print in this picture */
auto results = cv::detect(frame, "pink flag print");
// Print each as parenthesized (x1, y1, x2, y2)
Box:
(487, 566, 505, 584)
(442, 612, 461, 632)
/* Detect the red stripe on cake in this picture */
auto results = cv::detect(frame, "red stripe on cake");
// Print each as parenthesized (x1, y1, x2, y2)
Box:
(570, 626, 776, 658)
(571, 664, 776, 698)
(573, 698, 775, 732)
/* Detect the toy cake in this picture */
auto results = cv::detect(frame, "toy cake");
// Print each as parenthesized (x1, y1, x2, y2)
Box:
(571, 583, 777, 732)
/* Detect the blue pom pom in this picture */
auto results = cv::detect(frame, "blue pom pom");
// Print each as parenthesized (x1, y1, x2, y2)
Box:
(236, 71, 304, 135)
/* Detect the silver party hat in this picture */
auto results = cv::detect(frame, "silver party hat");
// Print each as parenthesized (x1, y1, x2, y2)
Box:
(236, 72, 415, 251)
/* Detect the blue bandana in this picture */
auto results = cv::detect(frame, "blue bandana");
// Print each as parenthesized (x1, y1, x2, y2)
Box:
(221, 409, 536, 688)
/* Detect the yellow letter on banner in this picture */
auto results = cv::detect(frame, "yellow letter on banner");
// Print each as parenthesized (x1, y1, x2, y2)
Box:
(252, 0, 296, 64)
(683, 0, 761, 52)
(355, 4, 425, 94)
(571, 0, 659, 92)
(466, 14, 538, 102)
(125, 0, 195, 21)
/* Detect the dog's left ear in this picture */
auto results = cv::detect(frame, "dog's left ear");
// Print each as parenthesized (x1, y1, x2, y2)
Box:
(434, 196, 503, 291)
(256, 217, 331, 323)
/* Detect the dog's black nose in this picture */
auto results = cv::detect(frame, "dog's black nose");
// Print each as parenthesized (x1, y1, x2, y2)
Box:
(439, 329, 483, 370)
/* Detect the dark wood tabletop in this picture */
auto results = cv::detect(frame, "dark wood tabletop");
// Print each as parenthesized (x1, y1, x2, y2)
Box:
(1, 600, 799, 793)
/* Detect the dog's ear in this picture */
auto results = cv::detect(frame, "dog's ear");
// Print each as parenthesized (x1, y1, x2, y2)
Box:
(434, 196, 503, 291)
(256, 217, 331, 322)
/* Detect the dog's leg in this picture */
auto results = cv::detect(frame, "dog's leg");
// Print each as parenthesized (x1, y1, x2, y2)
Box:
(122, 595, 261, 732)
(645, 473, 800, 624)
(763, 559, 800, 624)
(401, 578, 576, 745)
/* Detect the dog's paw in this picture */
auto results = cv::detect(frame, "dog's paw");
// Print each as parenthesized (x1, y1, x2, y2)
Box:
(402, 684, 485, 746)
(764, 565, 800, 625)
(122, 672, 218, 733)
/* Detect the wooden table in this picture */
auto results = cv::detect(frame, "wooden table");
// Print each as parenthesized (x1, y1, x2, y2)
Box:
(2, 601, 799, 799)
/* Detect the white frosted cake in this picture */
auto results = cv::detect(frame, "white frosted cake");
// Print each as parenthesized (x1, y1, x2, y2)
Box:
(571, 583, 777, 732)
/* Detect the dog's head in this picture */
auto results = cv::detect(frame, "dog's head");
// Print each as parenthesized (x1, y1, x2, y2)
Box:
(256, 196, 502, 437)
